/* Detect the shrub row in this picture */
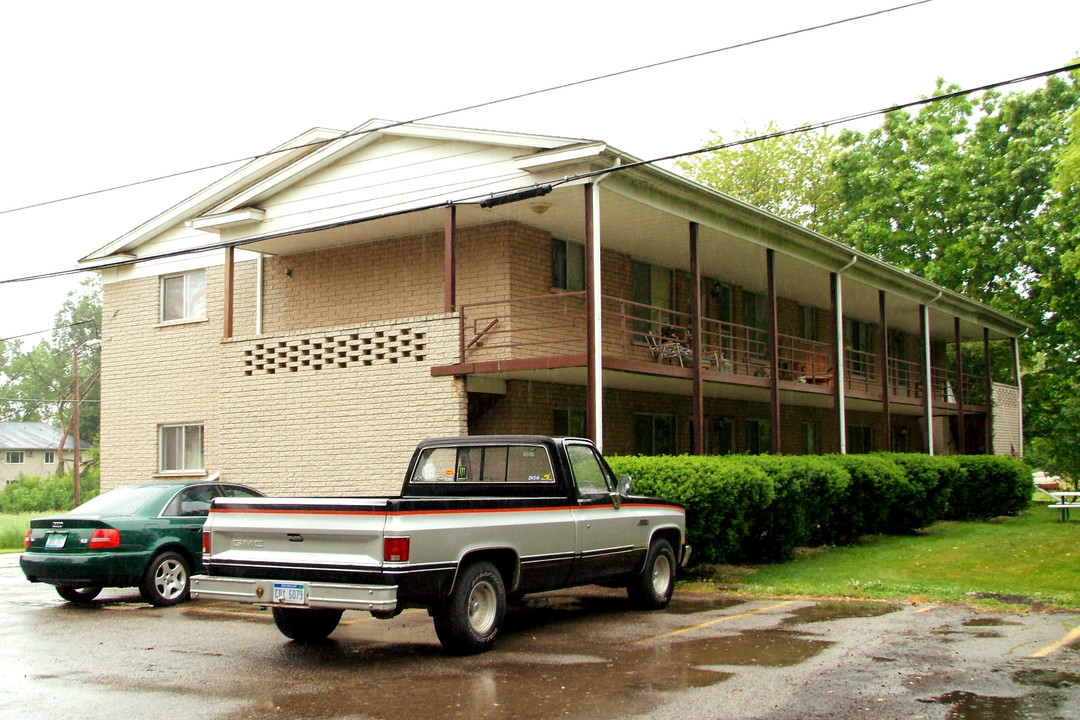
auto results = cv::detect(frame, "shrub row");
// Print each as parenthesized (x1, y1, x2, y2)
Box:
(0, 469, 100, 514)
(607, 453, 1031, 565)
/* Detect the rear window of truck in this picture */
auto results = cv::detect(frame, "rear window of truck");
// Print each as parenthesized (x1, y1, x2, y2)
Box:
(412, 445, 555, 483)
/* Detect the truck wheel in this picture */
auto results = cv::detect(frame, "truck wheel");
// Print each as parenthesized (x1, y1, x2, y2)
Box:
(433, 560, 506, 655)
(56, 585, 103, 603)
(139, 551, 191, 606)
(627, 538, 676, 610)
(272, 607, 343, 642)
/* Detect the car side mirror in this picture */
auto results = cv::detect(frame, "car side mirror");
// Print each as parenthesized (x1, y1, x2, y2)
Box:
(617, 475, 632, 498)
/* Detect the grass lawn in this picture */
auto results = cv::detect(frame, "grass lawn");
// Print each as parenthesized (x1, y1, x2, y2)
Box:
(688, 501, 1080, 611)
(0, 511, 47, 552)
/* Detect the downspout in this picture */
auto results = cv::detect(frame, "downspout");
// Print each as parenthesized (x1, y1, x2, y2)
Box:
(834, 256, 856, 454)
(586, 161, 619, 453)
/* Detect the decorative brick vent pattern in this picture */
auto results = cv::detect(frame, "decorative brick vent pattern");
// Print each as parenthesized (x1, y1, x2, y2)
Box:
(243, 328, 427, 375)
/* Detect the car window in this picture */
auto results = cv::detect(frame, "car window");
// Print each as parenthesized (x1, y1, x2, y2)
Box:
(413, 448, 458, 482)
(70, 485, 165, 516)
(567, 444, 613, 495)
(505, 446, 554, 482)
(218, 485, 262, 498)
(412, 445, 554, 483)
(163, 485, 218, 517)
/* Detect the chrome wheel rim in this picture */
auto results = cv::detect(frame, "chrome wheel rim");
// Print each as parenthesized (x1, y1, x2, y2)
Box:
(651, 554, 672, 597)
(468, 580, 498, 635)
(155, 558, 188, 600)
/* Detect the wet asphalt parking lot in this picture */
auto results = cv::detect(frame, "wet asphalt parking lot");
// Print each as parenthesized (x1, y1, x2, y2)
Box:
(3, 553, 1080, 720)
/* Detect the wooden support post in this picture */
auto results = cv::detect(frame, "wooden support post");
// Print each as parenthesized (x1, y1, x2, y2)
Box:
(984, 327, 993, 455)
(954, 317, 965, 454)
(879, 290, 891, 451)
(767, 249, 780, 454)
(1012, 335, 1024, 456)
(690, 223, 704, 455)
(921, 304, 934, 455)
(444, 205, 456, 314)
(223, 246, 234, 341)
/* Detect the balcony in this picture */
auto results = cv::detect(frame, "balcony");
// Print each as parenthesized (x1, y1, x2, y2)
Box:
(448, 292, 993, 409)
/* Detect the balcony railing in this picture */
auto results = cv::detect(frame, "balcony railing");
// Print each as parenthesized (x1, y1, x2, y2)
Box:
(456, 294, 996, 406)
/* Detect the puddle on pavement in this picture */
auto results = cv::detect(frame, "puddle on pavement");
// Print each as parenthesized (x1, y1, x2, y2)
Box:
(921, 690, 1058, 720)
(964, 618, 1022, 628)
(781, 600, 902, 626)
(216, 625, 831, 720)
(1013, 668, 1080, 689)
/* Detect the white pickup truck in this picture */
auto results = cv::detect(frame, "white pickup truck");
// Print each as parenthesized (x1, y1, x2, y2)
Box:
(191, 435, 689, 654)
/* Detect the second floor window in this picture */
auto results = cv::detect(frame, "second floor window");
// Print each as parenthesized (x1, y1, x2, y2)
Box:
(551, 238, 585, 291)
(161, 270, 206, 322)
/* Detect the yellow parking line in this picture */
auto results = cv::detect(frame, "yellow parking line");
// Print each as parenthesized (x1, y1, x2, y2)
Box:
(636, 600, 798, 644)
(1030, 625, 1080, 658)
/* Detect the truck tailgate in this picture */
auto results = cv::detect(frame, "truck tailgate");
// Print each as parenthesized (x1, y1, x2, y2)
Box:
(205, 496, 391, 571)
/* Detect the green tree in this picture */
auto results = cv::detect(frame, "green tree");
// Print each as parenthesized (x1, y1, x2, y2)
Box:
(0, 277, 101, 460)
(679, 72, 1080, 463)
(677, 122, 839, 229)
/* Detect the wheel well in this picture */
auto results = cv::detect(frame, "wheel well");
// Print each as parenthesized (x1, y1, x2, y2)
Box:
(650, 528, 682, 556)
(452, 549, 520, 595)
(148, 543, 195, 572)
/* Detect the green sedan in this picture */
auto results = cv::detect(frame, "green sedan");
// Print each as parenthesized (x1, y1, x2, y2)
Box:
(20, 480, 263, 606)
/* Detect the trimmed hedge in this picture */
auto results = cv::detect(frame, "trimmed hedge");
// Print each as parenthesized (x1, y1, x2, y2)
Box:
(608, 453, 1032, 565)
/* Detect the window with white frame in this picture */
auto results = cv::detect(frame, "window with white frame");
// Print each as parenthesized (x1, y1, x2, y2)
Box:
(44, 451, 56, 465)
(161, 270, 206, 322)
(4, 451, 24, 465)
(160, 424, 204, 472)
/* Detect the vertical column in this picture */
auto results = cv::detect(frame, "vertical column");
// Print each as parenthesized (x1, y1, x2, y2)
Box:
(767, 249, 781, 454)
(223, 246, 234, 341)
(954, 317, 965, 454)
(984, 327, 993, 455)
(831, 272, 847, 454)
(690, 223, 704, 455)
(444, 205, 457, 314)
(255, 253, 264, 336)
(921, 304, 935, 455)
(585, 183, 604, 450)
(878, 290, 891, 451)
(1012, 336, 1024, 457)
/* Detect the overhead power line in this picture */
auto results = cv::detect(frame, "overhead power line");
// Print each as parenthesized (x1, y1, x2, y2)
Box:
(0, 1, 932, 219)
(0, 320, 95, 344)
(2, 58, 1077, 289)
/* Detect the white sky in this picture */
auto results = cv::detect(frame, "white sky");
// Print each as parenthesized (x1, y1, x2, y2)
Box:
(1, 0, 1077, 343)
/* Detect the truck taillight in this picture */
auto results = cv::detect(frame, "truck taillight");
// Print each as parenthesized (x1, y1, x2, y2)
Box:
(384, 537, 410, 563)
(88, 528, 121, 548)
(202, 531, 210, 555)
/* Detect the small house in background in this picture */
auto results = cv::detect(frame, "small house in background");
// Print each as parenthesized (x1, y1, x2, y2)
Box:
(0, 422, 90, 484)
(78, 120, 1028, 496)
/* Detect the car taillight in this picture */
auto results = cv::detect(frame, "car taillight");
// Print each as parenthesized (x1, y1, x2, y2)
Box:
(88, 528, 121, 548)
(24, 529, 32, 549)
(384, 536, 410, 563)
(202, 531, 210, 555)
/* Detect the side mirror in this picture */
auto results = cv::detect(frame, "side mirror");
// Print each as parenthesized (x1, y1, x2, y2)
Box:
(617, 475, 632, 498)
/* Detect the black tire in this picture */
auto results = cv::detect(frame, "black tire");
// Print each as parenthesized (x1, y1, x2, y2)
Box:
(627, 538, 676, 610)
(433, 560, 506, 655)
(272, 607, 343, 642)
(56, 585, 103, 603)
(139, 551, 191, 606)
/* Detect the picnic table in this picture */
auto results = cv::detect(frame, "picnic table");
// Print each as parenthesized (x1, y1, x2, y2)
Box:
(1037, 488, 1080, 521)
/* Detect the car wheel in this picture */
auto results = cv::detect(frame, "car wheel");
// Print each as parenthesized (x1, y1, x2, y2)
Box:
(433, 560, 506, 655)
(627, 538, 676, 610)
(56, 585, 103, 603)
(272, 607, 343, 642)
(139, 550, 190, 606)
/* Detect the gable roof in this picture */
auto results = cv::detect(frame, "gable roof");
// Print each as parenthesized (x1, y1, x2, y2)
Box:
(0, 422, 85, 451)
(79, 119, 592, 265)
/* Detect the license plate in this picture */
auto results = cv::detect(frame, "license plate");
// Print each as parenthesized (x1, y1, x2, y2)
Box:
(272, 582, 306, 605)
(45, 533, 67, 549)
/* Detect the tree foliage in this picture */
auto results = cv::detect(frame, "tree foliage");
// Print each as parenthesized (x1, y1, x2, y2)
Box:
(0, 277, 102, 448)
(679, 71, 1080, 468)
